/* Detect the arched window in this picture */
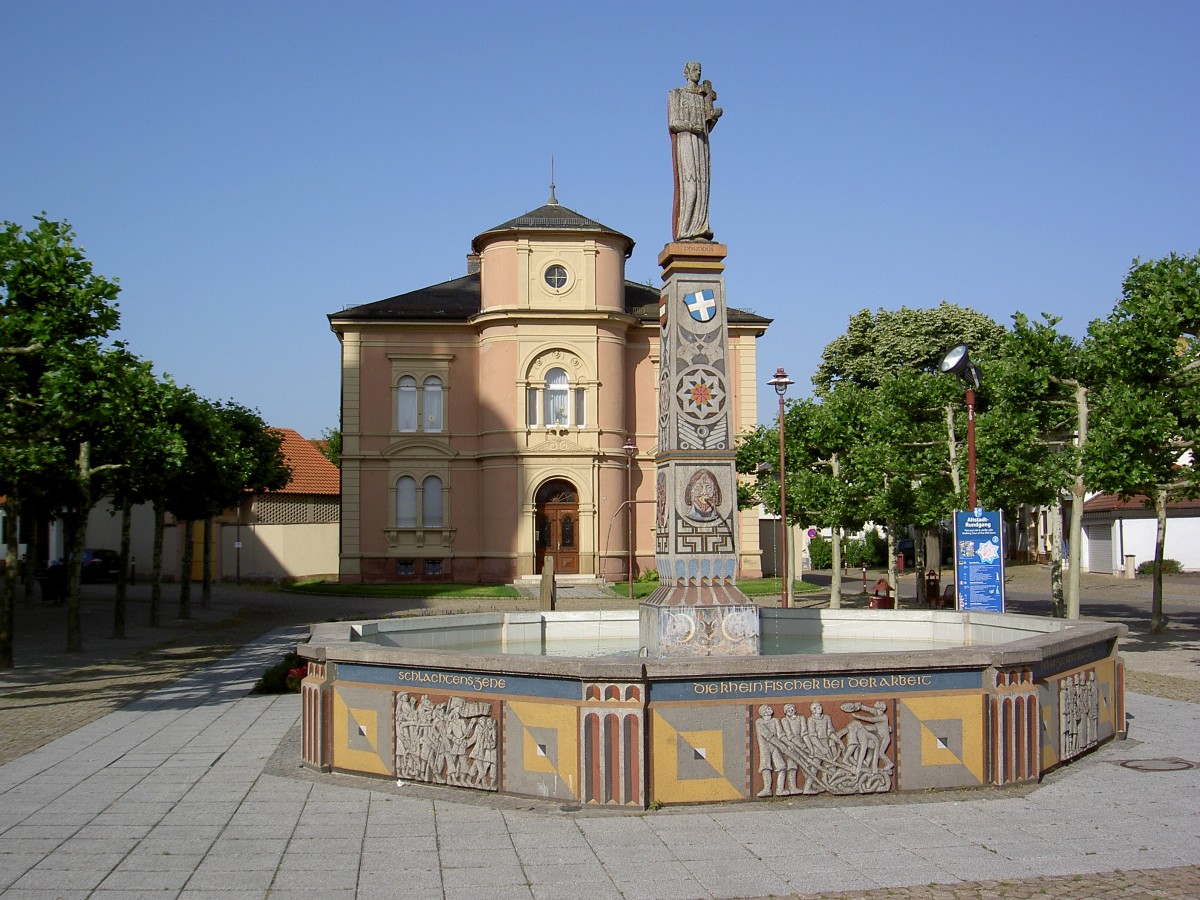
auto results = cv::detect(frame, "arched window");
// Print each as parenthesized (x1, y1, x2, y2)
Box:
(544, 367, 569, 427)
(397, 376, 418, 432)
(423, 377, 443, 432)
(527, 360, 587, 428)
(396, 476, 417, 527)
(422, 476, 443, 527)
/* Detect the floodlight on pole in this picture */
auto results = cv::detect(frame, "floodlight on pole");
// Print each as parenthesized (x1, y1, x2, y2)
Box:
(622, 436, 638, 600)
(767, 367, 794, 607)
(938, 343, 981, 510)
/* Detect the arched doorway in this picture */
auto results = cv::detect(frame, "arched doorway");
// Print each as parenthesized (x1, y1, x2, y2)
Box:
(535, 479, 579, 575)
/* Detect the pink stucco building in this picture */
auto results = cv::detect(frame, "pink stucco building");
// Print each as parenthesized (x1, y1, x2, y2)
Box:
(328, 197, 770, 583)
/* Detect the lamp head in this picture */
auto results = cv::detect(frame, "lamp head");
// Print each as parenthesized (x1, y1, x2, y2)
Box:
(767, 367, 794, 396)
(938, 343, 981, 389)
(622, 436, 638, 457)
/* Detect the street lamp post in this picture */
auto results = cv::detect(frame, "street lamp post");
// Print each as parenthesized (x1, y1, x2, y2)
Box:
(767, 367, 794, 607)
(938, 343, 981, 510)
(622, 436, 638, 600)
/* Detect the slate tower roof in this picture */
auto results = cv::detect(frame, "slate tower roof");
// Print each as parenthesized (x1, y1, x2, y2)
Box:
(328, 201, 771, 331)
(471, 201, 635, 258)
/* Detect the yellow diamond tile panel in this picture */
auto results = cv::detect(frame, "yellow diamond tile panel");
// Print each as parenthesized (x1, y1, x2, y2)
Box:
(651, 708, 746, 804)
(331, 686, 392, 776)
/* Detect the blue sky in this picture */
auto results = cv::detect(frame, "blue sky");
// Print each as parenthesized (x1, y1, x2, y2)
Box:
(5, 1, 1197, 438)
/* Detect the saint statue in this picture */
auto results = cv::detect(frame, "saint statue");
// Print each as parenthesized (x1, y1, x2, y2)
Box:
(669, 61, 722, 241)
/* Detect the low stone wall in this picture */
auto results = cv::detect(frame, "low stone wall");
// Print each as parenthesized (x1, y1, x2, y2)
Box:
(298, 610, 1124, 807)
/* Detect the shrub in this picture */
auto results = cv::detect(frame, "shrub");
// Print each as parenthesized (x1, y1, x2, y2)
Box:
(635, 569, 660, 583)
(863, 530, 889, 567)
(842, 539, 868, 568)
(808, 536, 833, 570)
(253, 651, 307, 694)
(1135, 559, 1184, 576)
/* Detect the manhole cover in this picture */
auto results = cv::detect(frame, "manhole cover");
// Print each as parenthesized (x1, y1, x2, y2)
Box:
(1118, 757, 1198, 772)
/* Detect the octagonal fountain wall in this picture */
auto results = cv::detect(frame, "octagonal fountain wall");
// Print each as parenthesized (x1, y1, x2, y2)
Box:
(297, 608, 1125, 807)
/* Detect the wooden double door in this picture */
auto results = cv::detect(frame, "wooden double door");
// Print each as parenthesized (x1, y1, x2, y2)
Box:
(535, 480, 579, 575)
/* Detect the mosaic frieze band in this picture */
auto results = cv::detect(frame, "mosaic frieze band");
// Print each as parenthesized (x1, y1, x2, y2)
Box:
(303, 647, 1124, 807)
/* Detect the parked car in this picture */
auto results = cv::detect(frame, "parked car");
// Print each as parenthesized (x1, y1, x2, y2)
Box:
(80, 548, 121, 583)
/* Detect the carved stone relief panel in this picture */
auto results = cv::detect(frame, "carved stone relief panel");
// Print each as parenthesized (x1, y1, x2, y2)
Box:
(394, 693, 499, 791)
(1058, 669, 1100, 761)
(753, 700, 894, 798)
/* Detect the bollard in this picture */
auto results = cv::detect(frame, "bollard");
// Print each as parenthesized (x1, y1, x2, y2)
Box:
(539, 555, 556, 611)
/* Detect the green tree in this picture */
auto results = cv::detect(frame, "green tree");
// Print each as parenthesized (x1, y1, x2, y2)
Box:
(1086, 253, 1200, 634)
(977, 313, 1090, 617)
(93, 363, 187, 635)
(1, 215, 121, 663)
(810, 303, 1007, 605)
(855, 372, 962, 602)
(814, 302, 1005, 394)
(163, 397, 289, 616)
(739, 386, 874, 606)
(319, 424, 341, 468)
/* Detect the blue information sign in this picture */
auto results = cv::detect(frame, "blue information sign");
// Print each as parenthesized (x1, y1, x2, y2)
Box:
(953, 509, 1005, 612)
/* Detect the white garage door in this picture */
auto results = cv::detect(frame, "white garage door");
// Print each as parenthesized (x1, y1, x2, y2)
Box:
(1087, 523, 1113, 574)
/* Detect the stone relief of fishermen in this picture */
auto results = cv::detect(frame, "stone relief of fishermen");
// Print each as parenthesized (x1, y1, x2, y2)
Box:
(755, 700, 893, 798)
(395, 692, 498, 790)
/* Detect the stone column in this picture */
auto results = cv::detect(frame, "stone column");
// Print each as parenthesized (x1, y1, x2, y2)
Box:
(639, 242, 760, 657)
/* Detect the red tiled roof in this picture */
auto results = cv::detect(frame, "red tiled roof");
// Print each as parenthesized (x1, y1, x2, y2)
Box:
(1083, 493, 1200, 515)
(272, 428, 340, 495)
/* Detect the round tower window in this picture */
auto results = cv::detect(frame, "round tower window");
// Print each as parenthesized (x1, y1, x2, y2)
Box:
(544, 264, 568, 289)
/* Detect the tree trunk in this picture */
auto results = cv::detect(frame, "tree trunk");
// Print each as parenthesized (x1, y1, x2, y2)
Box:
(22, 505, 39, 608)
(201, 518, 213, 610)
(1066, 383, 1088, 620)
(64, 506, 87, 653)
(65, 441, 93, 653)
(886, 526, 899, 607)
(1151, 488, 1168, 634)
(2, 492, 18, 668)
(915, 527, 928, 606)
(828, 455, 842, 609)
(945, 403, 961, 496)
(149, 502, 164, 627)
(179, 520, 194, 620)
(1049, 495, 1065, 618)
(113, 497, 132, 639)
(835, 525, 844, 609)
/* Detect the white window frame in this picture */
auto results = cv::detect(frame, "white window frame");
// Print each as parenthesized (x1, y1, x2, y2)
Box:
(388, 353, 453, 435)
(526, 360, 589, 429)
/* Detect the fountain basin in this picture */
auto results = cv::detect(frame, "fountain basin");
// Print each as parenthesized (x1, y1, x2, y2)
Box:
(298, 608, 1124, 807)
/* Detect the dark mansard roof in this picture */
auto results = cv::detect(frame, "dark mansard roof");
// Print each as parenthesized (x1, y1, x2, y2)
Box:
(328, 201, 771, 329)
(329, 273, 770, 328)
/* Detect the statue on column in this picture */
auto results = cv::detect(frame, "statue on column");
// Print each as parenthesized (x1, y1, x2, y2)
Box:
(669, 61, 722, 242)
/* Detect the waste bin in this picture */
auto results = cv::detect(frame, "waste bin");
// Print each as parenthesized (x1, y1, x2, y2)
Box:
(925, 569, 941, 607)
(37, 563, 67, 604)
(868, 578, 895, 609)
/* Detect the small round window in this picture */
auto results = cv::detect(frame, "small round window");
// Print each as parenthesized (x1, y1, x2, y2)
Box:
(544, 264, 568, 290)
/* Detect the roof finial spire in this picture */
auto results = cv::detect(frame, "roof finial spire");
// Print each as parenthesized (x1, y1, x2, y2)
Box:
(548, 156, 558, 205)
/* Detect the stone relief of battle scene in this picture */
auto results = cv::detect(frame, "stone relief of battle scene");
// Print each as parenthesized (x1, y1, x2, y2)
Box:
(752, 700, 894, 798)
(1058, 668, 1100, 761)
(394, 692, 499, 791)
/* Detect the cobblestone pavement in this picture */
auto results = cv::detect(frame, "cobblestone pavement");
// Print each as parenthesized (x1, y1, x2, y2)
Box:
(0, 571, 1197, 899)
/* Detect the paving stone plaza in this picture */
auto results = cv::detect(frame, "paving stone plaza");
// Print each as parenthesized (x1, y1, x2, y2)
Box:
(1, 571, 1198, 898)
